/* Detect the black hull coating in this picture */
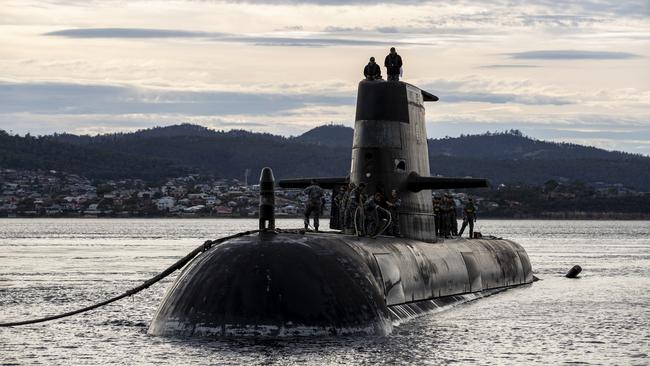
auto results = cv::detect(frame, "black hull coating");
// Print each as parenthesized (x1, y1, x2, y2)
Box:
(148, 232, 533, 337)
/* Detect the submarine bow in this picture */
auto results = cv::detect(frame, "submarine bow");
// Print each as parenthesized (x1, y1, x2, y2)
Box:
(148, 233, 392, 337)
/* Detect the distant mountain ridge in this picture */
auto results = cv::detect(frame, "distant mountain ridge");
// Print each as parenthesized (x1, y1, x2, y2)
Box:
(428, 130, 640, 161)
(292, 124, 353, 147)
(0, 130, 188, 181)
(2, 124, 649, 190)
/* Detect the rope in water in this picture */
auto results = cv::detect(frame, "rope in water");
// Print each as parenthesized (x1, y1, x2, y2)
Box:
(0, 229, 260, 327)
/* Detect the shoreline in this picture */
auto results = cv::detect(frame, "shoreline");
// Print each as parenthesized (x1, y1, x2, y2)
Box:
(1, 215, 649, 221)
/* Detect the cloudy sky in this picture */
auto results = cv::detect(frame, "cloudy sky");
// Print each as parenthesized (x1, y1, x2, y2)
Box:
(1, 0, 649, 154)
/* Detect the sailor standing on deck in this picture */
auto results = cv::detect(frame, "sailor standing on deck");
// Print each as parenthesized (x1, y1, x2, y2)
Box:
(450, 196, 459, 236)
(433, 196, 442, 237)
(347, 183, 367, 235)
(363, 193, 383, 236)
(384, 47, 403, 81)
(458, 198, 477, 238)
(331, 185, 347, 230)
(386, 189, 401, 237)
(442, 195, 454, 238)
(303, 180, 324, 232)
(343, 182, 355, 232)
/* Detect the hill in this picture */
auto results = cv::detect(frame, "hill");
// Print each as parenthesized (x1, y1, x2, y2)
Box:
(44, 125, 347, 180)
(0, 130, 188, 181)
(292, 124, 353, 147)
(428, 130, 639, 161)
(2, 124, 649, 190)
(426, 130, 650, 190)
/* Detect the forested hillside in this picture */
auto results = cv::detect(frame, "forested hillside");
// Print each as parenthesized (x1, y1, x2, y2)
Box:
(47, 125, 348, 179)
(292, 124, 353, 147)
(2, 124, 649, 190)
(0, 130, 187, 181)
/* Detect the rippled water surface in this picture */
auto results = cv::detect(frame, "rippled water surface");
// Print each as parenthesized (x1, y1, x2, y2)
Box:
(1, 219, 649, 365)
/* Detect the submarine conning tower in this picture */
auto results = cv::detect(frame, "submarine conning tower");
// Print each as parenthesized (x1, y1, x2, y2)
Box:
(352, 80, 438, 242)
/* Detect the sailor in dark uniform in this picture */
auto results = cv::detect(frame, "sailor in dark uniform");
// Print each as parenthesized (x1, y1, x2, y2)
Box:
(450, 196, 458, 236)
(384, 47, 403, 81)
(363, 57, 382, 80)
(348, 183, 367, 235)
(433, 196, 442, 237)
(363, 193, 380, 236)
(331, 185, 346, 230)
(386, 189, 401, 236)
(439, 195, 450, 238)
(303, 180, 324, 231)
(458, 198, 477, 238)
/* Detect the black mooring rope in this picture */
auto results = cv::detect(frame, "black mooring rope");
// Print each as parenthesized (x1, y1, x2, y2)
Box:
(0, 229, 260, 327)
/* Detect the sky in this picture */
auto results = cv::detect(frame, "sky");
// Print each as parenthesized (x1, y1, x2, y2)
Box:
(1, 0, 649, 154)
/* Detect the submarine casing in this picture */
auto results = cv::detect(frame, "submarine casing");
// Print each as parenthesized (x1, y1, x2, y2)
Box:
(148, 232, 533, 337)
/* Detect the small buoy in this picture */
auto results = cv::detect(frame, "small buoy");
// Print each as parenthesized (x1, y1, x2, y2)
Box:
(565, 265, 582, 278)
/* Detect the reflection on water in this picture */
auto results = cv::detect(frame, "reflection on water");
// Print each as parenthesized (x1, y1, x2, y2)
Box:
(1, 219, 649, 365)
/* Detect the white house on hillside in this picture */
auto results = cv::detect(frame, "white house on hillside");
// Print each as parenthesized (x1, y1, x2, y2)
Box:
(156, 196, 176, 211)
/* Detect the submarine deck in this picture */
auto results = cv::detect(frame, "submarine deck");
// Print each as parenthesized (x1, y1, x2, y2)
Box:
(148, 229, 533, 337)
(253, 229, 533, 305)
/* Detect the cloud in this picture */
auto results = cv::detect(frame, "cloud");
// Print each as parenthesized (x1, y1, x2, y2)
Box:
(0, 81, 353, 116)
(222, 0, 425, 4)
(420, 79, 574, 105)
(441, 92, 572, 105)
(323, 26, 364, 32)
(514, 15, 606, 27)
(506, 50, 642, 60)
(44, 27, 425, 47)
(0, 112, 305, 137)
(219, 0, 650, 17)
(479, 64, 540, 69)
(526, 0, 650, 18)
(0, 77, 577, 128)
(223, 36, 411, 47)
(44, 28, 222, 38)
(279, 25, 304, 31)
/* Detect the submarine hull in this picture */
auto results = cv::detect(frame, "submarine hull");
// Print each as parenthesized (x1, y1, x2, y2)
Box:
(148, 232, 533, 337)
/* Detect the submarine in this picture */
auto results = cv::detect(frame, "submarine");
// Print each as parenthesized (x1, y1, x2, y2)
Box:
(148, 80, 534, 337)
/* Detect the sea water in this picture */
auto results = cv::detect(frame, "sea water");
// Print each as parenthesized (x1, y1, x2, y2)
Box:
(1, 219, 649, 365)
